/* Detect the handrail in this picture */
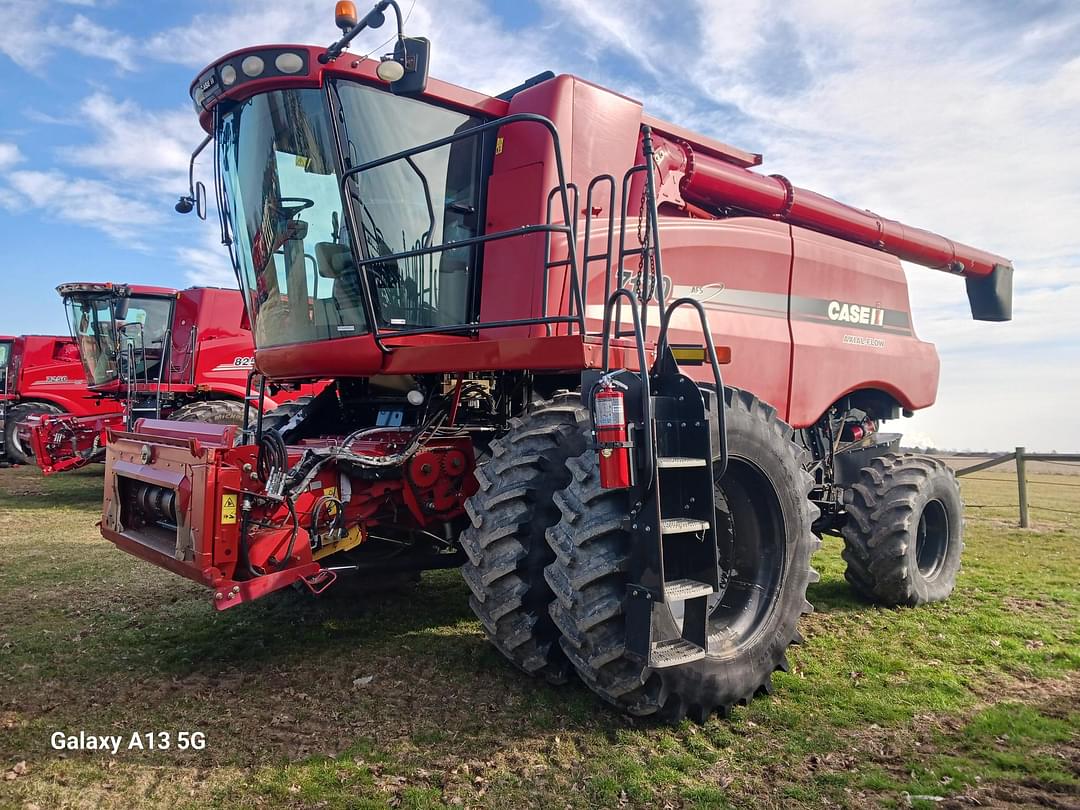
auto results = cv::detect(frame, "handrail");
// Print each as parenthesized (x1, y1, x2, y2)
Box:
(600, 288, 654, 484)
(583, 174, 616, 320)
(339, 112, 586, 343)
(541, 182, 579, 335)
(657, 298, 728, 477)
(154, 326, 172, 419)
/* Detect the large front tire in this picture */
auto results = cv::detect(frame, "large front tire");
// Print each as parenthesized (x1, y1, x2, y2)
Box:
(841, 453, 964, 606)
(4, 402, 63, 465)
(545, 388, 819, 722)
(169, 399, 246, 425)
(460, 393, 588, 684)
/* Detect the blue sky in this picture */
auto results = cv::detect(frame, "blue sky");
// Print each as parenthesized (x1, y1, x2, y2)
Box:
(1, 0, 1078, 451)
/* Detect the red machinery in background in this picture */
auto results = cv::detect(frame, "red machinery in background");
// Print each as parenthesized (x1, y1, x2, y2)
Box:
(26, 283, 321, 474)
(1, 333, 122, 465)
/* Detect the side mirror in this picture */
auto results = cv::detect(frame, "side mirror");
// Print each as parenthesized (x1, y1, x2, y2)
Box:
(195, 181, 208, 221)
(177, 135, 212, 216)
(387, 37, 429, 96)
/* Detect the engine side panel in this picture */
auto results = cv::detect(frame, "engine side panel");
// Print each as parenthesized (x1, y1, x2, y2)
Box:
(786, 227, 939, 427)
(186, 288, 259, 395)
(10, 335, 120, 416)
(631, 217, 795, 417)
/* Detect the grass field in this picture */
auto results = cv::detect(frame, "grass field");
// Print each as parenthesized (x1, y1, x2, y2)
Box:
(0, 465, 1077, 809)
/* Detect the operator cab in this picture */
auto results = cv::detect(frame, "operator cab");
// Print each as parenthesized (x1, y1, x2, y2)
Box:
(58, 284, 176, 391)
(215, 79, 488, 350)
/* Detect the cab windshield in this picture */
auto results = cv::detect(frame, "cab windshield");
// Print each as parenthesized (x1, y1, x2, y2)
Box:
(216, 81, 485, 349)
(65, 294, 174, 386)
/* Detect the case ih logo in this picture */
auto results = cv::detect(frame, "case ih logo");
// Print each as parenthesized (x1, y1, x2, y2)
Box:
(827, 300, 886, 327)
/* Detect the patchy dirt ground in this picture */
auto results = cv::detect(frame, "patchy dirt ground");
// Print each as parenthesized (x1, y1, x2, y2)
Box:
(0, 466, 1077, 809)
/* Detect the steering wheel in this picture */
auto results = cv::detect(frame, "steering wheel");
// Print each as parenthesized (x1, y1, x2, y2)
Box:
(276, 197, 315, 218)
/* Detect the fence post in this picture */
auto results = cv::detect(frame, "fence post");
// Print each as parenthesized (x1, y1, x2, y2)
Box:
(1015, 446, 1029, 528)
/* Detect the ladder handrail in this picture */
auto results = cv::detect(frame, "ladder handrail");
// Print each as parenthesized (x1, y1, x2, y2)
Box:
(599, 287, 654, 484)
(657, 297, 728, 477)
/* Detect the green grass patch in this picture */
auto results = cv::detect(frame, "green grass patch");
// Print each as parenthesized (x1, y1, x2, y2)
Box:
(0, 466, 1076, 809)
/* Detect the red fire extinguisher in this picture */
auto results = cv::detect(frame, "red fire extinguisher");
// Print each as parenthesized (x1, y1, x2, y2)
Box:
(594, 374, 633, 489)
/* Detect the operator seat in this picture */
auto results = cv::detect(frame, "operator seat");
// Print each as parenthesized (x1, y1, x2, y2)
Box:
(314, 242, 369, 336)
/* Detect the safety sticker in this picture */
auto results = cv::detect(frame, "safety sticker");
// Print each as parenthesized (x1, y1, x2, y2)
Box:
(595, 397, 625, 427)
(221, 493, 238, 525)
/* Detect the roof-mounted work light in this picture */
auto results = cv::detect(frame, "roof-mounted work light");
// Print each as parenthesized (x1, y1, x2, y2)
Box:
(320, 0, 429, 95)
(335, 1, 359, 31)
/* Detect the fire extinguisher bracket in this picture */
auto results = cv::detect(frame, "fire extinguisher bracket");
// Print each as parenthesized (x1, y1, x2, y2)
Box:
(594, 375, 636, 489)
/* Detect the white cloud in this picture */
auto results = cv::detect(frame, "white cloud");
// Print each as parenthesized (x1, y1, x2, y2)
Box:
(0, 2, 135, 72)
(902, 349, 1080, 453)
(2, 169, 162, 240)
(536, 0, 1080, 450)
(146, 0, 555, 97)
(0, 143, 23, 171)
(175, 225, 238, 288)
(61, 93, 201, 192)
(146, 0, 334, 67)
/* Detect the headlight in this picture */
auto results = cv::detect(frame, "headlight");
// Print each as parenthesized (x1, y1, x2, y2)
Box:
(275, 52, 304, 74)
(241, 55, 265, 77)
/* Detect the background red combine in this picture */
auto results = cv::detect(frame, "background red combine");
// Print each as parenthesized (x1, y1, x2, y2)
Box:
(27, 283, 321, 474)
(0, 333, 122, 466)
(95, 1, 1013, 723)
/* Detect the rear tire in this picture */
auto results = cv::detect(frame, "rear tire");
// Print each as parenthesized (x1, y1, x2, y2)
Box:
(168, 399, 246, 425)
(4, 402, 63, 465)
(255, 397, 315, 440)
(460, 393, 589, 684)
(841, 453, 964, 606)
(545, 388, 819, 722)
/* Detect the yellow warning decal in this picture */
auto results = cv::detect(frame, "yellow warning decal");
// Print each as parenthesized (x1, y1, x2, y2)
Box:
(495, 137, 504, 156)
(221, 493, 238, 525)
(671, 344, 707, 365)
(323, 486, 339, 515)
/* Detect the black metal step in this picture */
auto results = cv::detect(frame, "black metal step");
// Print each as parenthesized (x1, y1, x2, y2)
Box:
(660, 517, 710, 535)
(663, 578, 714, 601)
(649, 638, 706, 668)
(657, 456, 707, 469)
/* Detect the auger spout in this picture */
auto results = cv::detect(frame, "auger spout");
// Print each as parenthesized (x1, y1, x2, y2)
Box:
(678, 148, 1014, 321)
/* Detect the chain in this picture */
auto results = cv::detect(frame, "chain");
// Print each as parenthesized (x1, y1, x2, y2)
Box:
(635, 185, 654, 303)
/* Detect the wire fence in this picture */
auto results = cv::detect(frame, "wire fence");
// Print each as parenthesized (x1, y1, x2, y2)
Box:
(951, 448, 1080, 527)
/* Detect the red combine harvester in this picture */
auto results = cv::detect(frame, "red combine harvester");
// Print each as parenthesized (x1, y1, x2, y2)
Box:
(28, 283, 320, 474)
(1, 333, 122, 465)
(98, 2, 1013, 721)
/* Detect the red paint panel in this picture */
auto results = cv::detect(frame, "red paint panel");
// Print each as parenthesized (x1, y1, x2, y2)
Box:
(479, 162, 548, 338)
(256, 332, 384, 379)
(787, 228, 939, 428)
(6, 334, 121, 417)
(587, 217, 794, 418)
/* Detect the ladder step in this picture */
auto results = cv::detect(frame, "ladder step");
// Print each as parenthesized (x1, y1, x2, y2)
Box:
(660, 517, 710, 535)
(663, 578, 715, 601)
(657, 456, 707, 469)
(649, 638, 706, 668)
